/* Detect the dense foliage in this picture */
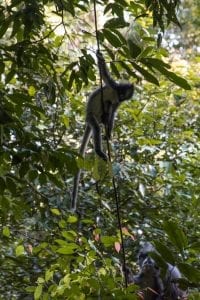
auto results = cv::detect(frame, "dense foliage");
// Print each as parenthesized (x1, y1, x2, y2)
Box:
(0, 0, 199, 299)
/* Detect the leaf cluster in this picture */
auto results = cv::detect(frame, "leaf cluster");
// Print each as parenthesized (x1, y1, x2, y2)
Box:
(0, 0, 199, 299)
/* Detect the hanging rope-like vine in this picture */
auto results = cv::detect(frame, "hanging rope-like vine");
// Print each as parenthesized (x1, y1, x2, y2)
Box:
(93, 0, 128, 288)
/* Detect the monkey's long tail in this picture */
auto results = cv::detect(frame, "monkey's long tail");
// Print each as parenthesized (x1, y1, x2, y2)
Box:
(71, 169, 81, 211)
(71, 125, 92, 211)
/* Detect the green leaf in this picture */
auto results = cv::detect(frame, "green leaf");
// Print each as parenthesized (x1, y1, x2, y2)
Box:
(190, 242, 200, 250)
(61, 115, 69, 128)
(67, 69, 76, 90)
(59, 219, 66, 228)
(51, 208, 61, 216)
(47, 173, 63, 188)
(154, 241, 175, 265)
(19, 162, 30, 177)
(37, 277, 45, 284)
(131, 61, 159, 85)
(101, 236, 116, 247)
(127, 40, 142, 58)
(45, 270, 54, 282)
(62, 230, 77, 241)
(103, 29, 122, 48)
(6, 68, 16, 84)
(28, 86, 36, 97)
(104, 3, 126, 16)
(0, 177, 6, 194)
(104, 17, 128, 29)
(28, 170, 38, 181)
(111, 29, 127, 45)
(15, 245, 25, 256)
(10, 17, 21, 38)
(6, 177, 17, 195)
(137, 46, 154, 59)
(34, 285, 43, 300)
(67, 215, 78, 223)
(104, 3, 114, 14)
(163, 69, 191, 90)
(55, 239, 68, 246)
(163, 221, 188, 252)
(0, 19, 10, 38)
(178, 263, 200, 284)
(3, 226, 10, 237)
(149, 251, 167, 273)
(66, 1, 75, 16)
(56, 243, 79, 254)
(144, 60, 191, 90)
(141, 57, 171, 69)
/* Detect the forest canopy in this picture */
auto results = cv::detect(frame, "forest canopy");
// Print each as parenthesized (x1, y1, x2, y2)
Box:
(0, 0, 200, 299)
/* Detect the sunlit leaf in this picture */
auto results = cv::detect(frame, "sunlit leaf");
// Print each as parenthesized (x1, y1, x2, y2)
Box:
(51, 208, 61, 216)
(62, 230, 77, 241)
(143, 59, 191, 90)
(34, 285, 43, 300)
(56, 243, 79, 254)
(45, 270, 54, 282)
(15, 245, 25, 256)
(28, 86, 36, 96)
(103, 29, 123, 48)
(101, 236, 116, 247)
(131, 61, 159, 85)
(67, 215, 78, 223)
(3, 226, 10, 237)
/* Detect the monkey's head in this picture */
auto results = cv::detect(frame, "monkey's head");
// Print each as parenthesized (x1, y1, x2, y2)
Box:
(135, 242, 161, 288)
(138, 242, 156, 269)
(118, 83, 134, 101)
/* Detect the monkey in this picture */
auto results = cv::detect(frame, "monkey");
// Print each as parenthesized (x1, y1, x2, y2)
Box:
(71, 51, 134, 211)
(127, 242, 187, 300)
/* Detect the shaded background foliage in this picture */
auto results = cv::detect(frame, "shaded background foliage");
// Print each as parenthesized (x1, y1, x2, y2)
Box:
(0, 0, 200, 299)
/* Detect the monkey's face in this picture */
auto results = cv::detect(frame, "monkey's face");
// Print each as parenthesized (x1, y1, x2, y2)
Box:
(118, 83, 134, 101)
(138, 242, 155, 268)
(136, 244, 161, 288)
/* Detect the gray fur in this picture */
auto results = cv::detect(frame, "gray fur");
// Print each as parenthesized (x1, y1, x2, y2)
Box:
(128, 242, 187, 300)
(71, 52, 134, 211)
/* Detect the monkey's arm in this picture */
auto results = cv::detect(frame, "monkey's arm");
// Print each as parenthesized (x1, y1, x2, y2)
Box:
(97, 51, 118, 88)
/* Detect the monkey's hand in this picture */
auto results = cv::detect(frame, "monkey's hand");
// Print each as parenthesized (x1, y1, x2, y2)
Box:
(96, 50, 105, 63)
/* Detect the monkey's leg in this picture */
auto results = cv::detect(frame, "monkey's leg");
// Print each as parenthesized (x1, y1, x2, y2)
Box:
(79, 125, 92, 156)
(89, 116, 108, 161)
